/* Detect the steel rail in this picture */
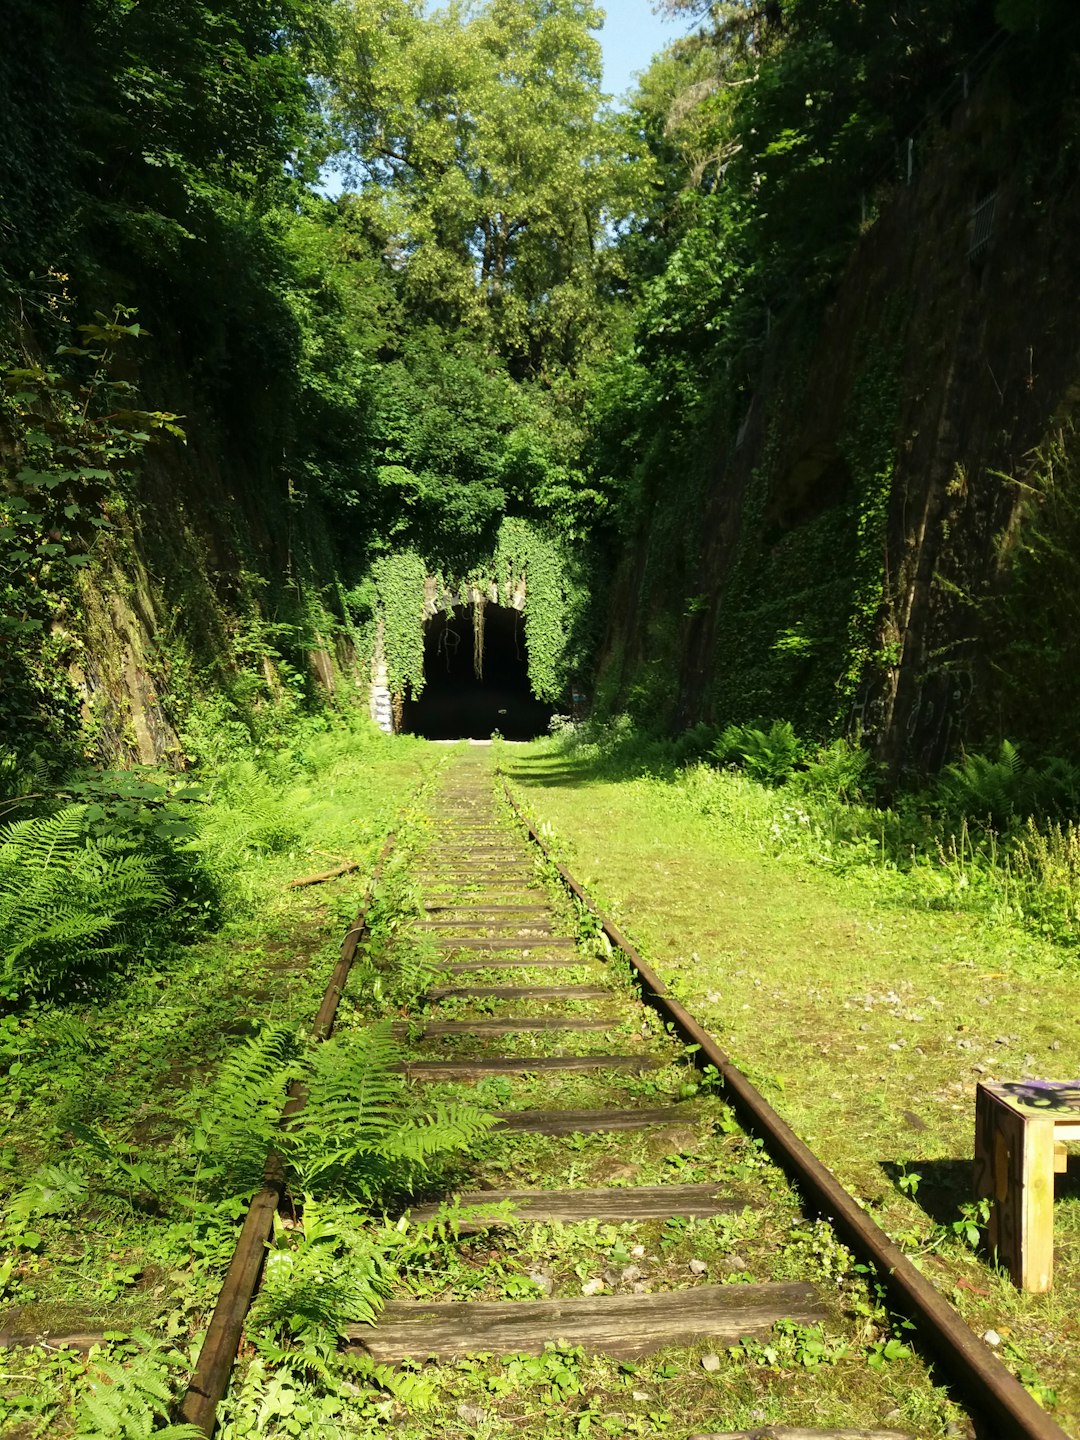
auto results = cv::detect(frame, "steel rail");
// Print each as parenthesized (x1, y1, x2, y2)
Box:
(500, 775, 1069, 1440)
(176, 828, 397, 1436)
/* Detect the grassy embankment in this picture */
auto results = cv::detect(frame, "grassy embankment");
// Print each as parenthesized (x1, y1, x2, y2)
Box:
(503, 732, 1080, 1432)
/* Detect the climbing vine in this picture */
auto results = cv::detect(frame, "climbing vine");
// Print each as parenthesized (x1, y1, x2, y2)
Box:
(491, 518, 567, 703)
(0, 308, 184, 767)
(367, 520, 570, 712)
(370, 550, 428, 700)
(836, 322, 903, 717)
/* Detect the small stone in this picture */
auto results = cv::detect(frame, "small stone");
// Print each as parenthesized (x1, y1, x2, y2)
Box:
(631, 1280, 651, 1294)
(632, 1390, 651, 1402)
(700, 1353, 721, 1372)
(528, 1271, 553, 1295)
(620, 1264, 644, 1283)
(982, 1329, 1001, 1347)
(602, 1267, 623, 1288)
(630, 1245, 646, 1258)
(1050, 1040, 1062, 1052)
(457, 1402, 488, 1426)
(581, 1277, 605, 1296)
(887, 1042, 902, 1052)
(722, 1254, 749, 1273)
(973, 1063, 988, 1074)
(688, 1258, 708, 1276)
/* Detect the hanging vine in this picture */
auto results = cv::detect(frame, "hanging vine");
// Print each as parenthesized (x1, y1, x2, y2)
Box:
(371, 550, 429, 699)
(366, 520, 569, 707)
(493, 518, 566, 702)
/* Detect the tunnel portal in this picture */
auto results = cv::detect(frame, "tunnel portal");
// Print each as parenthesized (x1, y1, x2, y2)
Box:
(403, 604, 554, 740)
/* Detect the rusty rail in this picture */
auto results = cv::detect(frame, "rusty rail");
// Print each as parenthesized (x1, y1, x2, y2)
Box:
(500, 775, 1070, 1440)
(176, 829, 397, 1436)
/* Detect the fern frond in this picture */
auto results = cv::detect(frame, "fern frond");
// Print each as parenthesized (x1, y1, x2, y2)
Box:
(248, 1203, 392, 1344)
(7, 1161, 88, 1222)
(338, 1350, 437, 1409)
(200, 1024, 298, 1194)
(379, 1105, 498, 1163)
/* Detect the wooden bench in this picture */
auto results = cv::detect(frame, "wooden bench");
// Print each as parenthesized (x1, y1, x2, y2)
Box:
(974, 1080, 1080, 1291)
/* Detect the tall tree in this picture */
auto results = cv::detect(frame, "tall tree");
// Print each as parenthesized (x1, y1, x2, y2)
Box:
(330, 0, 647, 374)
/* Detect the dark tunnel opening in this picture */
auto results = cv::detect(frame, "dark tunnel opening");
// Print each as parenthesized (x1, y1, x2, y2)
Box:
(403, 604, 554, 740)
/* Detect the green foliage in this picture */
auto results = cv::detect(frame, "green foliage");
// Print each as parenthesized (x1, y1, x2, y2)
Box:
(372, 549, 429, 699)
(331, 0, 648, 374)
(796, 737, 875, 804)
(250, 1202, 392, 1344)
(198, 1020, 495, 1202)
(494, 518, 571, 702)
(0, 313, 183, 769)
(712, 720, 803, 786)
(0, 805, 168, 1001)
(72, 1338, 201, 1440)
(934, 741, 1080, 830)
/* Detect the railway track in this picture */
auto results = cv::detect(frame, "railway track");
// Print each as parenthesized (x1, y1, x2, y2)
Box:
(179, 749, 1072, 1439)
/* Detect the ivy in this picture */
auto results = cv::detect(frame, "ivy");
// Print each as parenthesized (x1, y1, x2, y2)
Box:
(492, 518, 566, 704)
(371, 550, 429, 700)
(836, 325, 902, 714)
(0, 309, 184, 769)
(368, 520, 570, 713)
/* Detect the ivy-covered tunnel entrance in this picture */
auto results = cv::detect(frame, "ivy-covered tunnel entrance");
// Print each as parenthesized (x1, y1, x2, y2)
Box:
(403, 604, 554, 740)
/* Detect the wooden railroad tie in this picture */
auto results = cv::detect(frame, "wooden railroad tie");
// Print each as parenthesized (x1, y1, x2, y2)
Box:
(416, 919, 555, 931)
(401, 1054, 662, 1080)
(444, 957, 586, 972)
(393, 1016, 619, 1036)
(407, 1182, 746, 1229)
(431, 936, 577, 950)
(346, 1282, 825, 1362)
(690, 1430, 913, 1440)
(493, 1105, 694, 1135)
(428, 984, 609, 1001)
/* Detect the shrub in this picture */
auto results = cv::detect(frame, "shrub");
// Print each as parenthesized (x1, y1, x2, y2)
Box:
(712, 720, 803, 786)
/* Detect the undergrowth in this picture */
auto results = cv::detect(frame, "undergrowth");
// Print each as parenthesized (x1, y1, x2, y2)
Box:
(543, 717, 1080, 951)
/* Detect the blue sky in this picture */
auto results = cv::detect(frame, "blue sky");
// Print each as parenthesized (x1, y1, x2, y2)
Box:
(596, 0, 683, 103)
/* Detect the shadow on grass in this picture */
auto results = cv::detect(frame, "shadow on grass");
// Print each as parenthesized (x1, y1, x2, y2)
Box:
(501, 727, 706, 791)
(881, 1153, 1080, 1231)
(880, 1157, 974, 1227)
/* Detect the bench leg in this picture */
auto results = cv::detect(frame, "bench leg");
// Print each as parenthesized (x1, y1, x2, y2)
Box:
(975, 1088, 1055, 1292)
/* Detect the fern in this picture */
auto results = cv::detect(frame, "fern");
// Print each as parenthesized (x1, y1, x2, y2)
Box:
(286, 1026, 496, 1200)
(72, 1339, 200, 1440)
(249, 1203, 393, 1346)
(199, 1022, 494, 1205)
(7, 1160, 88, 1222)
(198, 1024, 299, 1194)
(936, 741, 1029, 828)
(712, 720, 803, 786)
(0, 805, 167, 998)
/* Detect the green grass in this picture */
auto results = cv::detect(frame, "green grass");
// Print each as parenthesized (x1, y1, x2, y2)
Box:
(198, 750, 973, 1440)
(501, 732, 1080, 1428)
(0, 721, 434, 1437)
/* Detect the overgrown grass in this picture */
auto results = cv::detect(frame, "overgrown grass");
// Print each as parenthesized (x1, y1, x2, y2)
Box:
(539, 716, 1080, 951)
(503, 725, 1080, 1429)
(0, 709, 438, 1436)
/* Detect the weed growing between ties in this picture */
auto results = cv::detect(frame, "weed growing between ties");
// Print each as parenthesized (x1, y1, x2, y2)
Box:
(0, 715, 441, 1435)
(502, 725, 1080, 1426)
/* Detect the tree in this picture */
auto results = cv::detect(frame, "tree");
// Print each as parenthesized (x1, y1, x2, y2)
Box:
(329, 0, 649, 374)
